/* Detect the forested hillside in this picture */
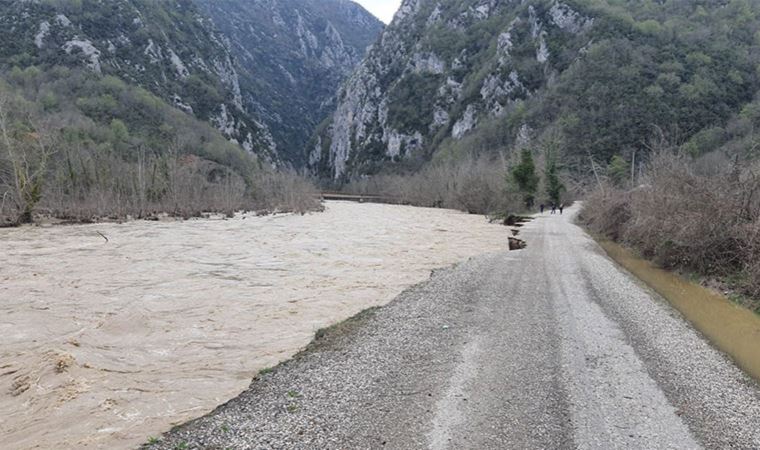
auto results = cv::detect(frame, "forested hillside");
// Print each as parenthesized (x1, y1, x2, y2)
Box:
(0, 0, 346, 225)
(312, 0, 760, 180)
(197, 0, 383, 165)
(0, 0, 279, 159)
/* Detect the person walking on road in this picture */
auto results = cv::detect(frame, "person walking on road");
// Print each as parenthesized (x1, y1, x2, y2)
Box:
(559, 204, 564, 215)
(551, 204, 556, 214)
(540, 204, 545, 214)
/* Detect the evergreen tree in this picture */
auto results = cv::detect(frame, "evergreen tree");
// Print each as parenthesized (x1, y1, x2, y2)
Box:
(511, 149, 539, 209)
(608, 155, 629, 187)
(545, 156, 565, 205)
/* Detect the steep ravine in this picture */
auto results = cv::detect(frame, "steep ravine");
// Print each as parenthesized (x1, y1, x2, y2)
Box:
(311, 0, 594, 179)
(312, 0, 760, 180)
(196, 0, 384, 165)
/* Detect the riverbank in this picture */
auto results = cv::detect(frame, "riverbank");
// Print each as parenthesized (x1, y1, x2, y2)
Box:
(0, 201, 508, 449)
(1, 168, 322, 228)
(147, 206, 760, 449)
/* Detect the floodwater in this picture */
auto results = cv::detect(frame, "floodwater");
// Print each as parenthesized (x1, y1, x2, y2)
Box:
(0, 201, 507, 449)
(600, 240, 760, 382)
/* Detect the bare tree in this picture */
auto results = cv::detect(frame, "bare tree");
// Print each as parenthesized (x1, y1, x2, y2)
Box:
(0, 92, 56, 224)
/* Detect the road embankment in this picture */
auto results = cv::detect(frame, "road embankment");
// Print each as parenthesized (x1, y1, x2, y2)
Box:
(149, 206, 760, 449)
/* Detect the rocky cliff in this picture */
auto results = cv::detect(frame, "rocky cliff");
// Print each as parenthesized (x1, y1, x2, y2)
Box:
(196, 0, 384, 165)
(312, 0, 760, 180)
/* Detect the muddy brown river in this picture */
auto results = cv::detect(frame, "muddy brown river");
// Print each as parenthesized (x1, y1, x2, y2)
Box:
(0, 202, 508, 449)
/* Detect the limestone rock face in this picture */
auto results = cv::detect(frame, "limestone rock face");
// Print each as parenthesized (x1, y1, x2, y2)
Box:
(0, 0, 382, 164)
(196, 0, 383, 166)
(311, 0, 594, 180)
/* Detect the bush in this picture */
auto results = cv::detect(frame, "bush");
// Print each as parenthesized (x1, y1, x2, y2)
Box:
(342, 154, 522, 215)
(250, 170, 322, 215)
(34, 148, 322, 222)
(580, 150, 760, 311)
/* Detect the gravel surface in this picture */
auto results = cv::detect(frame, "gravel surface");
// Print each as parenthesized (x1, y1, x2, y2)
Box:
(146, 206, 760, 449)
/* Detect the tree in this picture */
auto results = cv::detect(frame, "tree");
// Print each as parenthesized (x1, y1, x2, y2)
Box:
(608, 155, 629, 187)
(0, 90, 56, 224)
(545, 156, 565, 205)
(511, 149, 539, 209)
(110, 119, 129, 143)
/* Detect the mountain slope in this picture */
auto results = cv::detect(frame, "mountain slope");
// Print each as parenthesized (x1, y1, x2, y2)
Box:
(0, 0, 277, 160)
(311, 0, 760, 180)
(196, 0, 384, 166)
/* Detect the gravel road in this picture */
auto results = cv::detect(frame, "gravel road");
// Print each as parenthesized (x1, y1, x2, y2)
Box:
(148, 206, 760, 449)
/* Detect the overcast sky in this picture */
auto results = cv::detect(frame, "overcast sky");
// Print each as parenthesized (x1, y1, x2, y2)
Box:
(354, 0, 403, 24)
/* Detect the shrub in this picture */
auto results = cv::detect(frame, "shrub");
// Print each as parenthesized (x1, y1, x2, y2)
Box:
(580, 150, 760, 311)
(341, 154, 522, 216)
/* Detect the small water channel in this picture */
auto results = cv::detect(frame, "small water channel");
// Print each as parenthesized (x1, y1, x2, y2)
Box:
(600, 240, 760, 382)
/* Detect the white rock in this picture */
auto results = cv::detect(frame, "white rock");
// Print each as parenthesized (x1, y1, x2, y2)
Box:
(172, 94, 193, 114)
(529, 6, 542, 39)
(549, 1, 593, 34)
(452, 104, 478, 139)
(212, 104, 236, 137)
(481, 70, 524, 103)
(395, 0, 421, 22)
(516, 124, 533, 147)
(472, 3, 490, 20)
(411, 52, 445, 74)
(537, 35, 549, 63)
(55, 14, 71, 27)
(144, 39, 162, 64)
(213, 54, 243, 110)
(384, 129, 423, 158)
(427, 4, 443, 26)
(63, 39, 102, 73)
(34, 21, 50, 49)
(278, 65, 296, 85)
(438, 77, 463, 101)
(497, 30, 513, 65)
(242, 133, 254, 153)
(432, 105, 450, 128)
(309, 136, 323, 167)
(168, 49, 189, 78)
(295, 11, 318, 57)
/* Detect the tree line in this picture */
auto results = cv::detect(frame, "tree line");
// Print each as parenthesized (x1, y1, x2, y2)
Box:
(0, 67, 320, 226)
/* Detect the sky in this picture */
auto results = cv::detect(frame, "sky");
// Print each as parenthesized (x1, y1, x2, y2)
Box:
(354, 0, 403, 24)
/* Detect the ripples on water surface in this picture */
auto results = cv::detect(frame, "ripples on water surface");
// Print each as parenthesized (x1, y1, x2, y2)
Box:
(0, 201, 507, 449)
